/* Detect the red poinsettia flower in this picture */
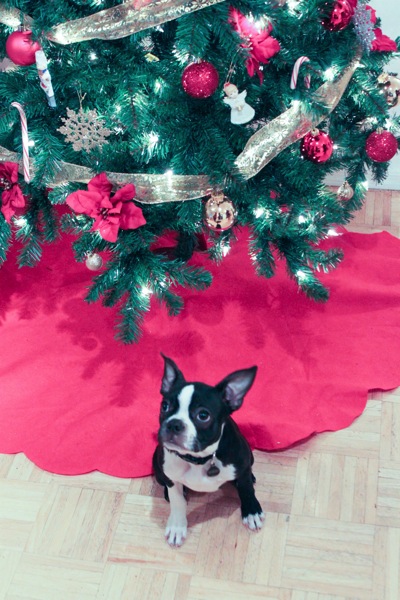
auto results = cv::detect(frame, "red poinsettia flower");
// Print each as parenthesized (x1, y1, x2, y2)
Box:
(363, 6, 397, 51)
(66, 172, 146, 243)
(0, 161, 27, 223)
(371, 27, 398, 52)
(229, 8, 281, 83)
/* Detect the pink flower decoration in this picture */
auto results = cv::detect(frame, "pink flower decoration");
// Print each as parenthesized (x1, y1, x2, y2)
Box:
(229, 8, 281, 83)
(371, 27, 398, 52)
(0, 161, 27, 223)
(365, 5, 397, 51)
(66, 172, 146, 243)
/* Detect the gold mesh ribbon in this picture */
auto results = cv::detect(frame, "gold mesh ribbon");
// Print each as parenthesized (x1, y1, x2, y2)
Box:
(0, 1, 224, 44)
(236, 49, 362, 179)
(0, 5, 33, 28)
(0, 51, 361, 203)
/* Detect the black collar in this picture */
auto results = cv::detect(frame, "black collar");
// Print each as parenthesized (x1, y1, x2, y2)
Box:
(167, 448, 214, 465)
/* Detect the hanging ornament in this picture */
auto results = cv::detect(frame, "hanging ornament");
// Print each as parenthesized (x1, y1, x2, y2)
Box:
(58, 107, 112, 152)
(35, 50, 56, 108)
(352, 2, 375, 51)
(365, 129, 398, 163)
(290, 57, 311, 90)
(300, 129, 334, 163)
(223, 83, 255, 125)
(321, 0, 355, 32)
(5, 30, 41, 66)
(337, 181, 354, 201)
(181, 61, 219, 99)
(377, 73, 400, 109)
(85, 253, 103, 271)
(204, 192, 236, 231)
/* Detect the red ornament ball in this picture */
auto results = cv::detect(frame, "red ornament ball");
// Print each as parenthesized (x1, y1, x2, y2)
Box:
(300, 129, 334, 163)
(322, 0, 354, 32)
(365, 130, 398, 163)
(181, 61, 219, 99)
(6, 30, 41, 66)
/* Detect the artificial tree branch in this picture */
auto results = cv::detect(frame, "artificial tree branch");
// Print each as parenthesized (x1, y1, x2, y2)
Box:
(0, 48, 361, 201)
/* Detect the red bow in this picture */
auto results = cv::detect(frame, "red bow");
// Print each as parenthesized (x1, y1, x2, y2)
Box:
(229, 8, 281, 83)
(66, 172, 146, 243)
(0, 162, 27, 223)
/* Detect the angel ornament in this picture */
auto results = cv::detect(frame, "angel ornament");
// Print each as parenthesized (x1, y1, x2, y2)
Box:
(223, 83, 255, 125)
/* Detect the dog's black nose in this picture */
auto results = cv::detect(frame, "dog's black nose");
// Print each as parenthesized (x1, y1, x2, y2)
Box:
(166, 419, 185, 434)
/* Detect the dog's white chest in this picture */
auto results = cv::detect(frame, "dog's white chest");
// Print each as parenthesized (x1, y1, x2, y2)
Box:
(164, 451, 236, 493)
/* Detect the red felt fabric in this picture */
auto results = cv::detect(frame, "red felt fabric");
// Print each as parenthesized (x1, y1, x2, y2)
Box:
(1, 228, 400, 478)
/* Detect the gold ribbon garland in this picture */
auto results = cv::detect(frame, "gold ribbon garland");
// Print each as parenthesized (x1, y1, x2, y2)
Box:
(0, 0, 225, 43)
(0, 50, 361, 203)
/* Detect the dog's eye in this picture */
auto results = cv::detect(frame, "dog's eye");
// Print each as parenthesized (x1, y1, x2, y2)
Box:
(197, 409, 211, 423)
(161, 401, 170, 413)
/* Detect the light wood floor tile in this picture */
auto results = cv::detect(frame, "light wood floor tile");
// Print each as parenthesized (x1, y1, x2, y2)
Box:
(1, 188, 400, 599)
(188, 575, 291, 599)
(6, 554, 102, 600)
(0, 550, 22, 600)
(283, 517, 375, 598)
(0, 481, 48, 550)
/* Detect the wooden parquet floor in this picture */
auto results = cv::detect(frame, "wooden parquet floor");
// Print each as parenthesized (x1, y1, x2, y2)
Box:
(1, 189, 400, 600)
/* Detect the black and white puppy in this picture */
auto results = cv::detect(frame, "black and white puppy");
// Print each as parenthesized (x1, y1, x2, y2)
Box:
(153, 354, 264, 547)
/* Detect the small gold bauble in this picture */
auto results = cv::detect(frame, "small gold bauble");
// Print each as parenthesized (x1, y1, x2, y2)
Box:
(204, 193, 237, 231)
(377, 73, 400, 108)
(85, 253, 103, 271)
(337, 181, 354, 201)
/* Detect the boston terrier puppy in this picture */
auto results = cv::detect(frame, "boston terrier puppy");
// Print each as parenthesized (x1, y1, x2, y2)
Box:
(153, 354, 264, 547)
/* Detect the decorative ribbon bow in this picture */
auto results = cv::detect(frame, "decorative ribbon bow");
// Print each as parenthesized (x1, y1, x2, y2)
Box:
(229, 8, 281, 84)
(66, 172, 146, 243)
(0, 161, 27, 223)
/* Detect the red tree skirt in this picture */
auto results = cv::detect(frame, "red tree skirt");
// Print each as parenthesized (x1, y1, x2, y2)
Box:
(1, 228, 400, 478)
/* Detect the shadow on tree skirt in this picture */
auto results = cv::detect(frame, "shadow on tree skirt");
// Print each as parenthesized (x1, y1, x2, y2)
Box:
(1, 227, 400, 478)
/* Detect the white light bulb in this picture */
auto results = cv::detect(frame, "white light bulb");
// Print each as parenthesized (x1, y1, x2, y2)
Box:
(149, 132, 159, 145)
(327, 228, 340, 237)
(287, 0, 301, 14)
(298, 214, 307, 224)
(222, 244, 230, 257)
(296, 269, 307, 281)
(14, 216, 27, 227)
(324, 68, 335, 81)
(28, 139, 35, 147)
(89, 52, 97, 61)
(140, 285, 152, 297)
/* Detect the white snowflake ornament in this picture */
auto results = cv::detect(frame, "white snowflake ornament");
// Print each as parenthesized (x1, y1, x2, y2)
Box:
(58, 107, 112, 152)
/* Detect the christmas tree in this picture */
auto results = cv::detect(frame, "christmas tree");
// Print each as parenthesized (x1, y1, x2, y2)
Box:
(0, 0, 399, 342)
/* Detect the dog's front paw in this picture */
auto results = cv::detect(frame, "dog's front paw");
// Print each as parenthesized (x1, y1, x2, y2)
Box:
(242, 511, 265, 531)
(165, 516, 188, 547)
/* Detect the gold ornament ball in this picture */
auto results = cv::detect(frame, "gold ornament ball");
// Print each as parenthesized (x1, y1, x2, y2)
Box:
(85, 253, 103, 271)
(337, 181, 354, 201)
(377, 73, 400, 108)
(204, 193, 237, 231)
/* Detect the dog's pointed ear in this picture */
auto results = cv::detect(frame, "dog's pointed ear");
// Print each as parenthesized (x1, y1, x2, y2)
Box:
(216, 366, 257, 412)
(160, 354, 185, 395)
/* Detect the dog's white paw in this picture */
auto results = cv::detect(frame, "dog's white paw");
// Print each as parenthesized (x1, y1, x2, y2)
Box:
(165, 517, 188, 547)
(243, 512, 265, 531)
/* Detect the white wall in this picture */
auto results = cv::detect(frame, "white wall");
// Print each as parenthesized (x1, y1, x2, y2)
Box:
(326, 0, 400, 189)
